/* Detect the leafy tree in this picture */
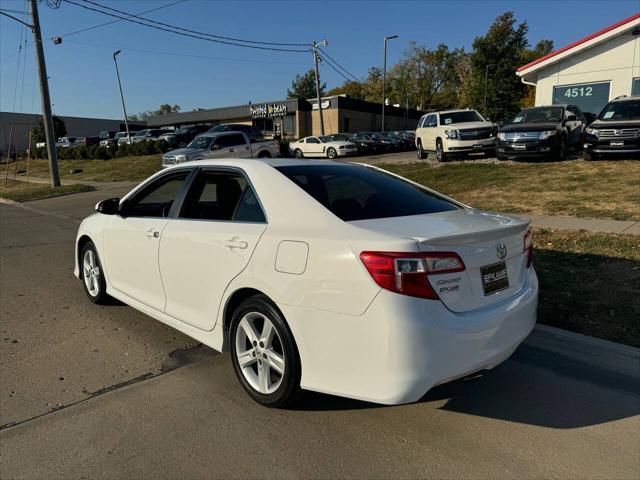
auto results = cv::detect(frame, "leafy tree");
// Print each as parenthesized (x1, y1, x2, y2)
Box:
(466, 11, 531, 121)
(287, 69, 325, 99)
(31, 116, 67, 143)
(128, 104, 181, 121)
(521, 40, 554, 107)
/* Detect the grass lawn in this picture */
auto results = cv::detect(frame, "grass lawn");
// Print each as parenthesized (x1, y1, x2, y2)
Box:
(23, 155, 162, 183)
(533, 228, 639, 347)
(0, 179, 94, 202)
(382, 160, 640, 221)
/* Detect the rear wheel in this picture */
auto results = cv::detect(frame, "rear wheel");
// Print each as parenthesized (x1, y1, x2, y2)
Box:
(257, 151, 271, 158)
(417, 140, 426, 160)
(80, 241, 111, 304)
(230, 295, 301, 408)
(435, 139, 447, 162)
(326, 147, 337, 159)
(294, 148, 303, 159)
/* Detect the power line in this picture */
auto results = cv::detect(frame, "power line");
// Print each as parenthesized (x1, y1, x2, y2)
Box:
(318, 47, 365, 84)
(64, 39, 308, 65)
(67, 0, 311, 49)
(0, 10, 33, 29)
(55, 0, 187, 39)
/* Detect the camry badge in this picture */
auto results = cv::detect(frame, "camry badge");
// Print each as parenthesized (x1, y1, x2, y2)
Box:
(496, 241, 507, 260)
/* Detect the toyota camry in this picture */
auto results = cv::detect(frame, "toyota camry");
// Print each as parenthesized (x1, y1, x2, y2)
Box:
(75, 159, 538, 407)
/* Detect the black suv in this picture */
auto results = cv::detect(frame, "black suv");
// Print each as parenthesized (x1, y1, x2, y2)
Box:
(497, 104, 586, 160)
(159, 125, 210, 148)
(583, 96, 640, 160)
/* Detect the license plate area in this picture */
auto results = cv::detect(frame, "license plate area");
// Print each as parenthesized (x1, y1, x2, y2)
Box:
(481, 261, 509, 295)
(513, 144, 526, 151)
(610, 141, 624, 147)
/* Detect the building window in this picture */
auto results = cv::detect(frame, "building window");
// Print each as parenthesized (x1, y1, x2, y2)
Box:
(552, 81, 610, 116)
(283, 115, 295, 136)
(632, 78, 640, 97)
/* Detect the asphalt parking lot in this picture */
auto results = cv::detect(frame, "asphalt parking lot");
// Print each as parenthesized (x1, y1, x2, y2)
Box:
(1, 170, 639, 479)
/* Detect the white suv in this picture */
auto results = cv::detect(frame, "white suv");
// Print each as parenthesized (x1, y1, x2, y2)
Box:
(415, 109, 497, 161)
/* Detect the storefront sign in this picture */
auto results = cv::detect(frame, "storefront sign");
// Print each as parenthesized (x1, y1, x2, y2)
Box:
(312, 101, 330, 110)
(250, 103, 287, 119)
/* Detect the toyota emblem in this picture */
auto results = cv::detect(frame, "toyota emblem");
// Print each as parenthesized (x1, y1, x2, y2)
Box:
(496, 241, 507, 260)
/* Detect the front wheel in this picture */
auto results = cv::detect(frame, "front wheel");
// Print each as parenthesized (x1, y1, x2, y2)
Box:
(326, 147, 337, 159)
(230, 295, 301, 408)
(417, 141, 426, 160)
(294, 148, 303, 158)
(435, 139, 447, 162)
(80, 241, 111, 304)
(583, 150, 598, 161)
(555, 135, 567, 161)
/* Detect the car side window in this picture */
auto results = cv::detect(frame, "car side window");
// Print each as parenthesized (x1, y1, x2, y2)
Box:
(225, 134, 246, 147)
(179, 170, 264, 222)
(122, 171, 190, 218)
(426, 115, 437, 128)
(307, 137, 320, 144)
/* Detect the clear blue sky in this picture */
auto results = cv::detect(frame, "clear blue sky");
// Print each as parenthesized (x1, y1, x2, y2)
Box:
(1, 0, 638, 119)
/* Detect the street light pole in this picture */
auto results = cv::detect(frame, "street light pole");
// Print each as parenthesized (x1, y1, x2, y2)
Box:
(483, 64, 495, 119)
(29, 0, 60, 187)
(312, 40, 328, 135)
(112, 50, 131, 143)
(382, 35, 398, 132)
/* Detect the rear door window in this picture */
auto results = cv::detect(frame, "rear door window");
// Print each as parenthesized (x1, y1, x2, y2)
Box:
(275, 164, 459, 221)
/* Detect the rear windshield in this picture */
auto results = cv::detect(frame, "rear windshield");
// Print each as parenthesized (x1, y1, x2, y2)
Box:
(275, 164, 459, 221)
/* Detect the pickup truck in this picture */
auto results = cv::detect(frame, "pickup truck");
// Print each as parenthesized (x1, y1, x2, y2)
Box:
(36, 137, 79, 148)
(162, 131, 280, 167)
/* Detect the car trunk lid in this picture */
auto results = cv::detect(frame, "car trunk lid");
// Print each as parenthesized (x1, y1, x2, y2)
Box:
(350, 209, 530, 312)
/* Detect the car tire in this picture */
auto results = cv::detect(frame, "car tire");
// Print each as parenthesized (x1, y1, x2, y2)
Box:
(583, 151, 598, 161)
(230, 295, 302, 408)
(417, 141, 426, 160)
(435, 139, 447, 162)
(80, 241, 111, 305)
(555, 135, 567, 161)
(257, 151, 271, 158)
(326, 147, 337, 159)
(294, 148, 303, 159)
(496, 152, 508, 161)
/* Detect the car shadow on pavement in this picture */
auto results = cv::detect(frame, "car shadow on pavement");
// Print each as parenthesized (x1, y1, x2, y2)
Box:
(291, 346, 639, 429)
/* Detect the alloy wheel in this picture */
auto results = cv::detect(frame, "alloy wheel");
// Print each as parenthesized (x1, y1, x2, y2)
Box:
(327, 148, 337, 159)
(83, 249, 101, 297)
(234, 311, 285, 395)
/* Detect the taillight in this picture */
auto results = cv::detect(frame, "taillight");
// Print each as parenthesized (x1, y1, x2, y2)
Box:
(359, 251, 465, 300)
(524, 229, 533, 267)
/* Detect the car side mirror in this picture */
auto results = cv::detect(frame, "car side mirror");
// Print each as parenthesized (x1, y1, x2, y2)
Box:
(567, 115, 577, 121)
(95, 197, 120, 215)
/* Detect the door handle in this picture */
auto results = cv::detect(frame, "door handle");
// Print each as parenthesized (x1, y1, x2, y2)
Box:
(146, 229, 160, 238)
(224, 239, 248, 249)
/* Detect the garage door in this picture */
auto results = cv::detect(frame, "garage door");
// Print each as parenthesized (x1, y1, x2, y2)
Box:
(553, 82, 610, 116)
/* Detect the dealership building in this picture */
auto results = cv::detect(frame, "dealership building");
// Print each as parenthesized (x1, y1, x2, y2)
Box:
(146, 95, 423, 138)
(516, 13, 640, 116)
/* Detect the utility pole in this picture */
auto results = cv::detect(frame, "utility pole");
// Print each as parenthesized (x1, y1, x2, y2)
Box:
(382, 35, 398, 132)
(483, 64, 495, 119)
(29, 0, 60, 187)
(112, 50, 131, 143)
(312, 40, 327, 135)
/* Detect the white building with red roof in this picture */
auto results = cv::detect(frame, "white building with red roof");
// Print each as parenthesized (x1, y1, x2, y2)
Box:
(516, 13, 640, 116)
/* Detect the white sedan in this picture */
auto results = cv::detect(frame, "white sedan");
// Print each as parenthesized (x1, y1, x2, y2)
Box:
(289, 135, 358, 159)
(75, 159, 538, 407)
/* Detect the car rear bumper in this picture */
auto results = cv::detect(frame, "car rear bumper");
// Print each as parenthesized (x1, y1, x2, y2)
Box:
(283, 267, 538, 405)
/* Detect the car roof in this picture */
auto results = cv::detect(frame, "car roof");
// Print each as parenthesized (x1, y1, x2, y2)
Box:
(431, 108, 480, 115)
(609, 95, 639, 103)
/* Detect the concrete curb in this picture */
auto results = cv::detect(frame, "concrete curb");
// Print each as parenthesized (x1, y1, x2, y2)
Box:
(0, 197, 81, 225)
(525, 324, 639, 380)
(0, 197, 19, 206)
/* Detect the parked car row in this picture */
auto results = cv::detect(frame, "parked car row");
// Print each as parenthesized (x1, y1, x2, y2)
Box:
(415, 95, 639, 162)
(288, 130, 416, 159)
